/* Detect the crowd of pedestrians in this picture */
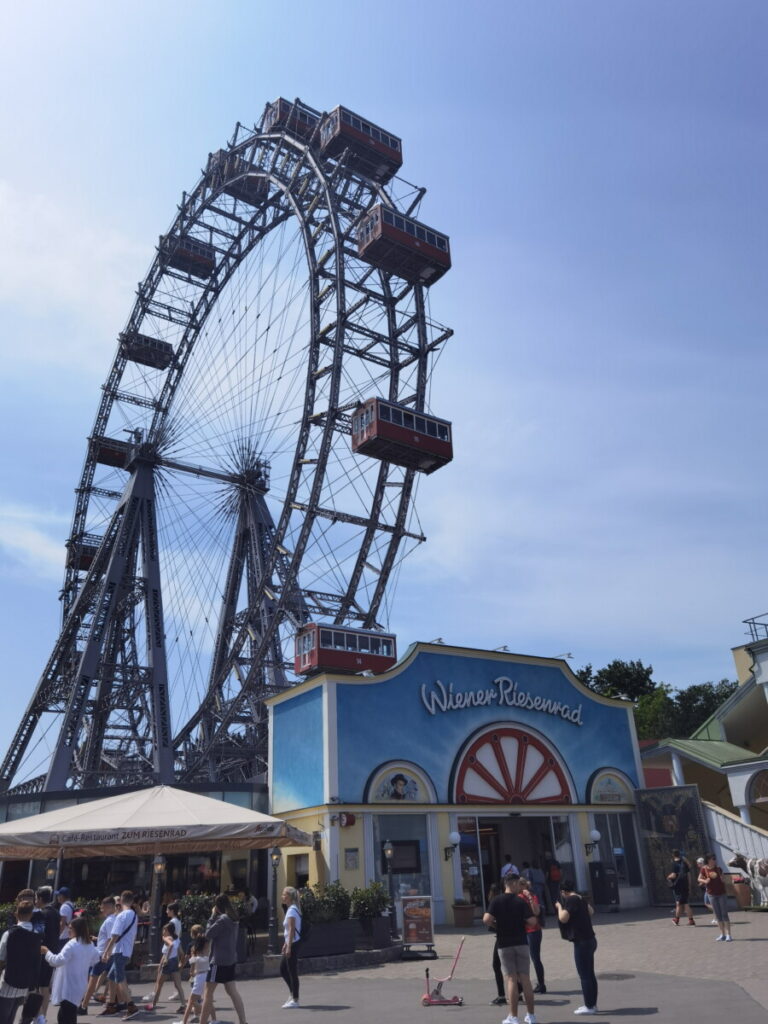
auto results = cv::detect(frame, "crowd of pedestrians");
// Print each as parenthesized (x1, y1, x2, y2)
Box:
(484, 859, 596, 1023)
(0, 882, 306, 1024)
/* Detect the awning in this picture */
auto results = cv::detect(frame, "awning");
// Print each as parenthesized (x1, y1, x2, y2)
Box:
(0, 785, 311, 859)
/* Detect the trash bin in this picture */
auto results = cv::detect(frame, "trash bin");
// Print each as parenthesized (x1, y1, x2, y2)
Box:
(732, 879, 752, 909)
(589, 862, 619, 910)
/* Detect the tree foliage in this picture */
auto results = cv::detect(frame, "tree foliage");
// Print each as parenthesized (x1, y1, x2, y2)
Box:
(577, 660, 738, 740)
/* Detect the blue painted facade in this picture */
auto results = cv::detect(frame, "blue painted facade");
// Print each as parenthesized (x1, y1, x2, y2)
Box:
(271, 685, 324, 811)
(270, 645, 640, 812)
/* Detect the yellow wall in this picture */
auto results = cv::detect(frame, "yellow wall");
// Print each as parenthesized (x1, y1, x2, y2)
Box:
(336, 816, 367, 891)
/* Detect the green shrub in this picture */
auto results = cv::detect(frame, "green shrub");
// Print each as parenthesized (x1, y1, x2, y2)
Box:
(299, 880, 351, 924)
(350, 881, 390, 920)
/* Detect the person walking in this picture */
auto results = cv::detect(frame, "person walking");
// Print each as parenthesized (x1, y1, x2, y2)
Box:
(556, 880, 597, 1016)
(198, 895, 246, 1024)
(171, 936, 209, 1024)
(486, 884, 506, 1007)
(35, 886, 63, 1024)
(99, 890, 138, 1020)
(279, 887, 302, 1009)
(0, 900, 41, 1024)
(78, 897, 116, 1013)
(41, 918, 99, 1024)
(483, 874, 538, 1024)
(54, 891, 74, 949)
(143, 925, 184, 1012)
(698, 853, 732, 941)
(667, 850, 695, 925)
(519, 877, 545, 994)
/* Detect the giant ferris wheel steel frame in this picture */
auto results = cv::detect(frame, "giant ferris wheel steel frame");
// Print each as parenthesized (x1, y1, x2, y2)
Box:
(0, 98, 454, 797)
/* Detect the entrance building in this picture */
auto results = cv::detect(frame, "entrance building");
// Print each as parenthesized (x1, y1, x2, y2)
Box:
(267, 642, 648, 921)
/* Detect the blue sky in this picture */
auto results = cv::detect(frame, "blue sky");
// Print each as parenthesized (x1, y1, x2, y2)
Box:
(1, 1, 766, 761)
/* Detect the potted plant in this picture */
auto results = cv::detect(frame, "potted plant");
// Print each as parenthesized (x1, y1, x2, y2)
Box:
(297, 881, 355, 958)
(351, 881, 393, 949)
(451, 898, 475, 928)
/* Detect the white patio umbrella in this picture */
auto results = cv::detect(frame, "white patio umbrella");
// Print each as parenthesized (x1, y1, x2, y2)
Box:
(0, 785, 311, 859)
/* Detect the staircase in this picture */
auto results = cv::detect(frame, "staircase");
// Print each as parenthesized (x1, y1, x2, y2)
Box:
(703, 800, 768, 904)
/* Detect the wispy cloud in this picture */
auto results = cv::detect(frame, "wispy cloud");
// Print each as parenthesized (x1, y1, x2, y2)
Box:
(0, 504, 68, 581)
(0, 179, 147, 369)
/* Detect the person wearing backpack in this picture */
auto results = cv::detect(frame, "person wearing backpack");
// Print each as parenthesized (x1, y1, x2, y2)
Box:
(556, 880, 598, 1016)
(0, 900, 42, 1024)
(54, 893, 74, 948)
(35, 887, 63, 1024)
(279, 887, 302, 1009)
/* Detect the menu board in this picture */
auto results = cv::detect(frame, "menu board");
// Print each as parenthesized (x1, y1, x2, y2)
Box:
(401, 895, 434, 946)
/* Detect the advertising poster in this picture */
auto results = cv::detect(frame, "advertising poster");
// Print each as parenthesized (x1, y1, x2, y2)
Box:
(635, 785, 709, 904)
(401, 895, 434, 947)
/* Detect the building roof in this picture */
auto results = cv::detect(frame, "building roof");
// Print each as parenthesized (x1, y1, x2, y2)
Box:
(644, 737, 763, 769)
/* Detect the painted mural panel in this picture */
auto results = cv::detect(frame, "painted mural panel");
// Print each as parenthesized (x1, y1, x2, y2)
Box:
(635, 785, 708, 904)
(271, 687, 324, 812)
(335, 650, 639, 803)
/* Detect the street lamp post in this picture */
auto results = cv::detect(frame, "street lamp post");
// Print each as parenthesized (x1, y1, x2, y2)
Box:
(383, 839, 398, 940)
(268, 847, 282, 955)
(149, 854, 166, 963)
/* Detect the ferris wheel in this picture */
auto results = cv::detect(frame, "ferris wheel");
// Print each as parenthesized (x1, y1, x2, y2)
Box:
(0, 98, 454, 795)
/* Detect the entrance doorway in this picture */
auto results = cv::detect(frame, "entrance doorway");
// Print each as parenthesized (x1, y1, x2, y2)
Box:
(457, 813, 576, 912)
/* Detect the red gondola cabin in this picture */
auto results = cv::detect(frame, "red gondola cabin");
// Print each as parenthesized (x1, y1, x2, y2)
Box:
(357, 204, 450, 285)
(295, 624, 397, 676)
(263, 98, 320, 142)
(319, 106, 402, 184)
(159, 234, 216, 279)
(351, 398, 453, 475)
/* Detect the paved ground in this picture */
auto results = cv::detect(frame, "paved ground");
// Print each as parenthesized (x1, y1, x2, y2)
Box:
(119, 906, 768, 1023)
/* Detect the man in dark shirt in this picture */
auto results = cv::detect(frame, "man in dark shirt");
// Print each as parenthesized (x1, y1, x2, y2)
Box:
(483, 874, 538, 1024)
(555, 879, 597, 1016)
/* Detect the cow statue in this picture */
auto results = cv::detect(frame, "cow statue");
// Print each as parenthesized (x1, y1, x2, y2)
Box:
(728, 853, 768, 906)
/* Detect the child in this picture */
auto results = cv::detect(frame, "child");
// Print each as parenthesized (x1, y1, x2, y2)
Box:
(144, 925, 183, 1012)
(172, 937, 209, 1024)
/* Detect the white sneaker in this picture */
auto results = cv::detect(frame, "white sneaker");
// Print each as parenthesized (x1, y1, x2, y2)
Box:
(37, 1015, 46, 1024)
(281, 1001, 299, 1009)
(715, 934, 725, 941)
(725, 935, 733, 941)
(502, 1016, 519, 1024)
(574, 1009, 597, 1017)
(524, 1015, 537, 1024)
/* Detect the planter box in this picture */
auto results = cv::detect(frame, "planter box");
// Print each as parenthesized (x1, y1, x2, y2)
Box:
(452, 904, 476, 928)
(354, 916, 393, 950)
(297, 919, 356, 958)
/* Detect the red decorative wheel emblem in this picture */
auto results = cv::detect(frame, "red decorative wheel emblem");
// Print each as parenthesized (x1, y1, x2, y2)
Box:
(454, 726, 571, 804)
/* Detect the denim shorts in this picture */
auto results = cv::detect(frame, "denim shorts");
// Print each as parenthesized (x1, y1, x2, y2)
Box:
(108, 953, 129, 983)
(90, 960, 109, 978)
(161, 957, 179, 976)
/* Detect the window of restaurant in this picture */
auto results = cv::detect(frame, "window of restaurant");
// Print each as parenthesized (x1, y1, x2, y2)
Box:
(372, 814, 430, 896)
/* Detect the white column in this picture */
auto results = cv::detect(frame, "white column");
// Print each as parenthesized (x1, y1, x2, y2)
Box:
(737, 804, 752, 825)
(670, 751, 685, 786)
